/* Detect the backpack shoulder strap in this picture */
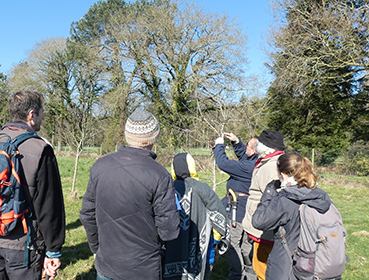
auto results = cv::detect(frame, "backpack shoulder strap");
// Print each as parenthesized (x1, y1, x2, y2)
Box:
(277, 226, 293, 263)
(10, 132, 42, 148)
(278, 203, 307, 262)
(0, 133, 11, 143)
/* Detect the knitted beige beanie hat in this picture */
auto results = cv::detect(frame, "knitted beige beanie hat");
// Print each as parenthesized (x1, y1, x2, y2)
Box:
(125, 108, 160, 147)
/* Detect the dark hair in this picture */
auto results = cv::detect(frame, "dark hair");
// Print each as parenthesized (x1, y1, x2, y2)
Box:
(9, 91, 43, 122)
(277, 153, 317, 189)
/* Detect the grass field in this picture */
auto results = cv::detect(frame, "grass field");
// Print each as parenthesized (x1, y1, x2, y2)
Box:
(55, 156, 369, 280)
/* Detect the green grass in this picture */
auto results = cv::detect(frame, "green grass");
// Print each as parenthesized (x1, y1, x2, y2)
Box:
(56, 157, 97, 279)
(318, 173, 369, 280)
(55, 157, 369, 279)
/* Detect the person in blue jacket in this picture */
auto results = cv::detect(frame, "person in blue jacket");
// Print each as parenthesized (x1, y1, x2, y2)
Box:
(213, 133, 258, 280)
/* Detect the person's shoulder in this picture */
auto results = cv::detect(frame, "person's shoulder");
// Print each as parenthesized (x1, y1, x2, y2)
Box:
(89, 153, 119, 178)
(19, 134, 51, 157)
(186, 177, 212, 191)
(261, 155, 280, 166)
(150, 161, 171, 178)
(241, 154, 258, 164)
(31, 136, 50, 148)
(310, 187, 331, 201)
(92, 151, 117, 166)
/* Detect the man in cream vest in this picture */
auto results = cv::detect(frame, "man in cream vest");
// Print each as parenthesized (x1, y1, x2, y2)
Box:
(242, 130, 285, 280)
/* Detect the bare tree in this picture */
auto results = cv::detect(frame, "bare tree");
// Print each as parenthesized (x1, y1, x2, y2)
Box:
(7, 38, 68, 142)
(70, 0, 149, 145)
(8, 38, 106, 197)
(170, 77, 269, 191)
(7, 38, 68, 96)
(72, 0, 251, 146)
(56, 42, 106, 197)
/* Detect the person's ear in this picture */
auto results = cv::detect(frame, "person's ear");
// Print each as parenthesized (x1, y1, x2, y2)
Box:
(25, 110, 36, 127)
(27, 110, 35, 121)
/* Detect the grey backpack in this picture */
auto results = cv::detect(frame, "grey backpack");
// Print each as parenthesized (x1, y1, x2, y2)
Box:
(279, 203, 349, 280)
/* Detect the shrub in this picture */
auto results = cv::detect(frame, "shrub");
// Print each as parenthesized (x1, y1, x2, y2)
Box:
(342, 150, 369, 176)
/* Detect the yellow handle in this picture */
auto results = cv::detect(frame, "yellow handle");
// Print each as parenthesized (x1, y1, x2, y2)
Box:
(228, 188, 237, 202)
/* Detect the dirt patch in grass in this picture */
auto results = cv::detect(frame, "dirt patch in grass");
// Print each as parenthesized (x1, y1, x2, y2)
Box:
(319, 176, 353, 188)
(352, 230, 369, 237)
(318, 175, 368, 189)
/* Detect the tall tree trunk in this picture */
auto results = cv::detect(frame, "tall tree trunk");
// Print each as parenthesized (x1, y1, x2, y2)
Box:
(71, 152, 80, 197)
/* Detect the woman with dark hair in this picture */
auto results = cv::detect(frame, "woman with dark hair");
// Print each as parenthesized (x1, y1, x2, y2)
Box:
(251, 153, 332, 280)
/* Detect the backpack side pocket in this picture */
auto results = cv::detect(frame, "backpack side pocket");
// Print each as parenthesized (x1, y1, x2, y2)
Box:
(293, 247, 315, 280)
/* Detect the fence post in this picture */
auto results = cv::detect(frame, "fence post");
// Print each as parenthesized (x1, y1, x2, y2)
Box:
(311, 148, 315, 166)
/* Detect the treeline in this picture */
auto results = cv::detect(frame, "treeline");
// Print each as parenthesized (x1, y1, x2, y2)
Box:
(1, 0, 369, 158)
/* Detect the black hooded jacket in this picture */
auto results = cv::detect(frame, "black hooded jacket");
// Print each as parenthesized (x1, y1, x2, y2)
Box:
(252, 182, 331, 280)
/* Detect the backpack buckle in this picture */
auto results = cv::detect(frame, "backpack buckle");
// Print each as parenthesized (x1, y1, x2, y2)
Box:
(0, 180, 11, 186)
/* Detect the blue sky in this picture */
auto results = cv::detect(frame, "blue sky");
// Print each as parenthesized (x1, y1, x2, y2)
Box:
(0, 0, 273, 84)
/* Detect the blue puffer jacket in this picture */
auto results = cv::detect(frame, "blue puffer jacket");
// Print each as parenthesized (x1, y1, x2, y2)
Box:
(213, 139, 258, 222)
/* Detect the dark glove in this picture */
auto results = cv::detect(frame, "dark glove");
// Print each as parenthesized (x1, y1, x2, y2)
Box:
(261, 180, 280, 201)
(267, 180, 281, 191)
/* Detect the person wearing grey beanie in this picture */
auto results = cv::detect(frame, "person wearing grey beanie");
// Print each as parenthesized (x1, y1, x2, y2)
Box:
(125, 108, 160, 148)
(80, 108, 180, 280)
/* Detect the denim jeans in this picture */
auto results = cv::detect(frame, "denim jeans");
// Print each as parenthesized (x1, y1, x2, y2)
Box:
(97, 271, 114, 280)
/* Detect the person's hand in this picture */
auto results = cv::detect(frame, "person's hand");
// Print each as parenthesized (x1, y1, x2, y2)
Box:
(214, 135, 224, 145)
(44, 257, 61, 280)
(224, 132, 238, 143)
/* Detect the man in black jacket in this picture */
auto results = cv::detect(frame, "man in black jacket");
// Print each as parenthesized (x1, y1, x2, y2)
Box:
(80, 108, 180, 280)
(0, 91, 65, 280)
(213, 133, 258, 280)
